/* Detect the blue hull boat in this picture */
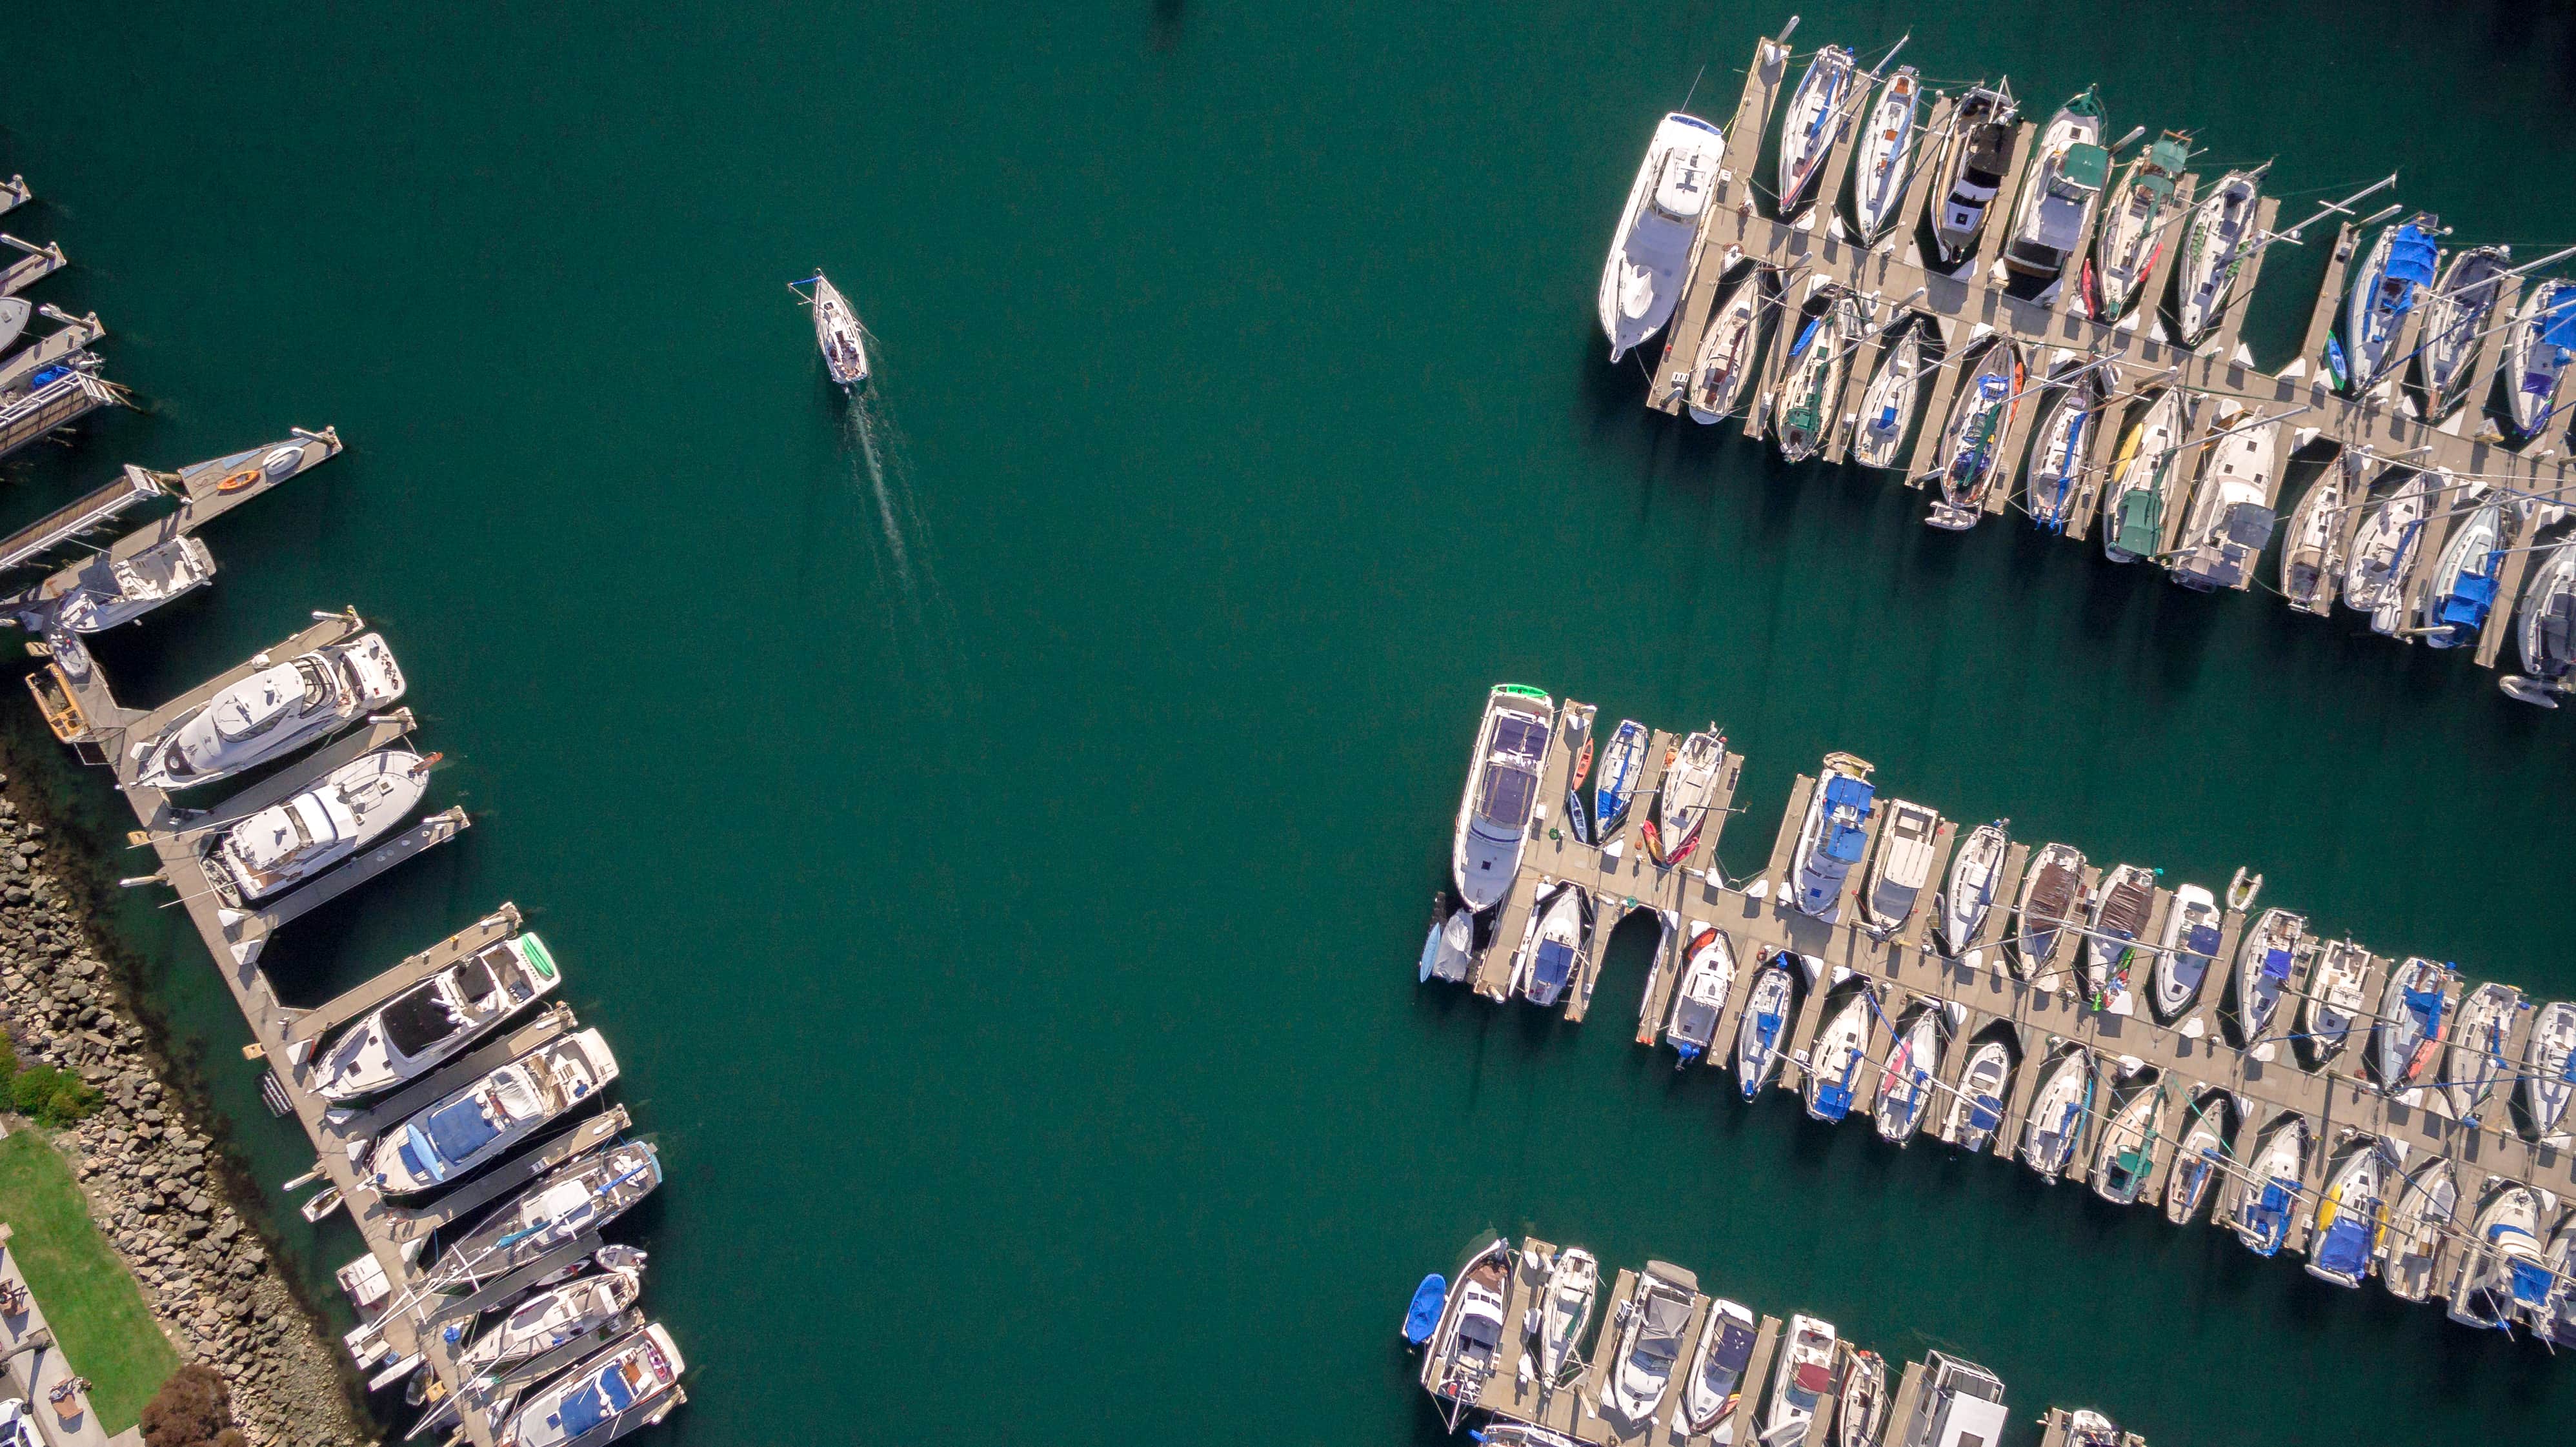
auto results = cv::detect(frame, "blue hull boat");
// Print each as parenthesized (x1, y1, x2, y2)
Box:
(1404, 1273, 1448, 1346)
(1593, 720, 1648, 838)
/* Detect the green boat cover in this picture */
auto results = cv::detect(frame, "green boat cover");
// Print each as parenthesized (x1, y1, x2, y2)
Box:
(2063, 143, 2111, 191)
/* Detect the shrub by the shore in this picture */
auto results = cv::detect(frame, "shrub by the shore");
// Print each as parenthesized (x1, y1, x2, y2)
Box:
(0, 1035, 99, 1128)
(139, 1362, 245, 1447)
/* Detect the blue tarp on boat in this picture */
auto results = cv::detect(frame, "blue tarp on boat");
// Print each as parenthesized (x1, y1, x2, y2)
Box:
(2247, 1181, 2293, 1255)
(1404, 1273, 1448, 1344)
(1967, 1095, 2003, 1133)
(2184, 923, 2224, 958)
(2511, 1260, 2557, 1308)
(1532, 941, 1576, 992)
(2385, 226, 2440, 310)
(1814, 1078, 1854, 1122)
(2313, 1217, 2372, 1279)
(2439, 565, 2502, 631)
(2403, 984, 2447, 1030)
(2544, 289, 2576, 350)
(1791, 316, 1823, 359)
(2261, 948, 2292, 982)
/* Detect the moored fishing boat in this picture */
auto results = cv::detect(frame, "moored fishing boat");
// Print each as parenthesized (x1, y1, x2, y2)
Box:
(1594, 718, 1650, 842)
(2371, 956, 2457, 1095)
(2522, 1000, 2576, 1137)
(201, 748, 434, 906)
(792, 272, 869, 389)
(130, 632, 405, 791)
(1642, 727, 1726, 866)
(1535, 1245, 1600, 1383)
(2168, 407, 2279, 591)
(2232, 907, 2306, 1046)
(2082, 864, 2155, 1011)
(2418, 496, 2506, 649)
(2278, 452, 2357, 615)
(1927, 84, 2020, 268)
(1937, 820, 2009, 956)
(1422, 1238, 1511, 1405)
(1925, 339, 2022, 530)
(2100, 389, 2190, 564)
(2001, 88, 2108, 281)
(1849, 320, 1927, 469)
(1874, 1005, 1946, 1144)
(366, 1029, 619, 1197)
(2019, 1047, 2092, 1179)
(2305, 1136, 2389, 1289)
(1509, 883, 1593, 1009)
(1775, 291, 1863, 463)
(2009, 842, 2086, 978)
(2504, 278, 2576, 438)
(2342, 214, 2441, 391)
(2502, 537, 2576, 705)
(314, 931, 562, 1102)
(1602, 114, 1727, 361)
(1664, 927, 1738, 1067)
(2444, 983, 2518, 1126)
(2447, 1182, 2551, 1331)
(1790, 753, 1875, 917)
(1776, 48, 1858, 218)
(2089, 1080, 2164, 1205)
(1680, 1299, 1760, 1435)
(2149, 884, 2221, 1022)
(2417, 243, 2511, 413)
(1736, 958, 1796, 1100)
(2228, 1113, 2310, 1257)
(2380, 1156, 2457, 1302)
(1849, 67, 1922, 243)
(2341, 467, 2431, 622)
(1687, 269, 1771, 423)
(2022, 363, 2107, 532)
(1605, 1264, 1698, 1422)
(1765, 1315, 1838, 1447)
(2087, 132, 2188, 320)
(1835, 1350, 1887, 1447)
(1453, 685, 1554, 911)
(2297, 937, 2370, 1069)
(2163, 1091, 2232, 1226)
(2169, 167, 2266, 348)
(1804, 991, 1873, 1124)
(1860, 797, 1938, 935)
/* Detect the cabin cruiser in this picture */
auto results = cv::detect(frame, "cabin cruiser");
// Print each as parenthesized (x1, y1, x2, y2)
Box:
(2296, 938, 2370, 1069)
(130, 632, 404, 790)
(2024, 364, 2107, 532)
(1849, 321, 1927, 469)
(428, 1140, 662, 1291)
(201, 748, 433, 905)
(50, 536, 217, 634)
(2169, 168, 2264, 348)
(2232, 907, 2306, 1046)
(2340, 468, 2430, 621)
(1601, 114, 1727, 361)
(2101, 389, 2189, 565)
(2149, 884, 2220, 1021)
(1665, 927, 1738, 1066)
(1775, 292, 1863, 462)
(2502, 538, 2576, 706)
(2371, 956, 2456, 1094)
(1849, 67, 1922, 242)
(495, 1325, 684, 1447)
(1422, 1239, 1510, 1404)
(1874, 1006, 1945, 1144)
(1806, 991, 1873, 1123)
(2342, 215, 2440, 390)
(367, 1029, 619, 1196)
(2020, 1047, 2092, 1179)
(1776, 48, 1857, 218)
(1510, 883, 1593, 1009)
(1905, 1353, 2011, 1447)
(1453, 686, 1553, 910)
(2416, 244, 2511, 413)
(1791, 753, 1875, 917)
(1942, 1035, 2013, 1152)
(2168, 409, 2277, 591)
(2164, 1092, 2232, 1226)
(1643, 728, 1726, 865)
(2382, 1157, 2458, 1303)
(2522, 1000, 2576, 1136)
(454, 1255, 646, 1381)
(1835, 1350, 1887, 1447)
(315, 932, 562, 1101)
(1928, 85, 2020, 268)
(794, 272, 869, 389)
(1535, 1246, 1600, 1384)
(1687, 271, 1770, 423)
(1926, 340, 2022, 530)
(1606, 1264, 1698, 1422)
(2009, 842, 2085, 978)
(2444, 984, 2518, 1126)
(1765, 1315, 1838, 1447)
(1937, 820, 2008, 955)
(2419, 497, 2506, 649)
(1736, 958, 1796, 1099)
(2000, 89, 2108, 281)
(2082, 864, 2154, 1009)
(2448, 1183, 2552, 1331)
(2278, 454, 2357, 615)
(2228, 1114, 2310, 1257)
(2089, 1082, 2163, 1206)
(2305, 1137, 2388, 1289)
(1593, 718, 1649, 842)
(1680, 1299, 1759, 1435)
(1859, 798, 1937, 936)
(2504, 278, 2576, 438)
(2086, 132, 2187, 319)
(1420, 899, 1477, 984)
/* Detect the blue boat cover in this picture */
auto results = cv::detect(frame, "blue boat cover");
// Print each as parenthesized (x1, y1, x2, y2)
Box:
(2385, 226, 2440, 299)
(1533, 941, 1576, 990)
(1814, 1080, 1854, 1121)
(554, 1365, 636, 1441)
(1822, 776, 1875, 813)
(1404, 1273, 1449, 1344)
(2261, 948, 2292, 982)
(2544, 289, 2576, 349)
(1791, 316, 1823, 359)
(2511, 1260, 2556, 1307)
(1715, 1319, 1756, 1371)
(2184, 924, 2224, 957)
(2439, 569, 2501, 629)
(2403, 986, 2446, 1028)
(424, 1098, 503, 1168)
(2313, 1217, 2372, 1279)
(2248, 1182, 2291, 1254)
(1968, 1095, 2003, 1133)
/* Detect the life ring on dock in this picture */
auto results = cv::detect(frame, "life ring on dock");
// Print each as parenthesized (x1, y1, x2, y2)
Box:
(215, 467, 261, 494)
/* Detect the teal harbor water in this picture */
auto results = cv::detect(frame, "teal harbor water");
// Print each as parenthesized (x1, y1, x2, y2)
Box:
(5, 3, 2576, 1442)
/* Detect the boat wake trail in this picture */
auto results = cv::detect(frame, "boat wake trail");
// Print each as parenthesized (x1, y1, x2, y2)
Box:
(838, 387, 965, 714)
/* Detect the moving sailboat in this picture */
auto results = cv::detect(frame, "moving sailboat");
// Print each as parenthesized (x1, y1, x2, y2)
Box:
(1509, 883, 1593, 1009)
(2163, 1091, 2232, 1226)
(1937, 820, 2009, 956)
(2371, 956, 2457, 1095)
(1736, 957, 1796, 1099)
(2305, 1137, 2390, 1289)
(1776, 48, 1859, 218)
(1927, 84, 2021, 268)
(791, 272, 869, 389)
(2020, 1047, 2093, 1179)
(1601, 114, 1727, 361)
(2149, 884, 2221, 1021)
(2342, 215, 2441, 391)
(2277, 453, 2357, 616)
(2009, 842, 2086, 978)
(2001, 89, 2109, 281)
(1453, 686, 1554, 911)
(2501, 536, 2576, 706)
(1942, 1034, 2013, 1152)
(1849, 67, 1923, 242)
(1642, 728, 1727, 866)
(2086, 132, 2188, 320)
(2100, 389, 2190, 564)
(2168, 168, 2265, 349)
(1874, 1005, 1946, 1144)
(1849, 320, 1928, 469)
(1664, 927, 1738, 1067)
(1926, 339, 2023, 530)
(1790, 753, 1876, 918)
(2023, 363, 2108, 532)
(2228, 1113, 2310, 1257)
(1687, 270, 1771, 423)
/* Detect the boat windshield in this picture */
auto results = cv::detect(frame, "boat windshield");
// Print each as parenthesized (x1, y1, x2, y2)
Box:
(380, 980, 462, 1057)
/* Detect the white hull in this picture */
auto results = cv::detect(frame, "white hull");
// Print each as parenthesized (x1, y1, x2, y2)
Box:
(1937, 822, 2007, 955)
(1601, 115, 1727, 361)
(1849, 323, 1926, 469)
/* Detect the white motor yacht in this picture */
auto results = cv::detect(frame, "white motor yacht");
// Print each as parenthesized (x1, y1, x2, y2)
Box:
(130, 632, 405, 791)
(1679, 1299, 1759, 1436)
(1601, 114, 1727, 361)
(314, 931, 561, 1102)
(495, 1325, 684, 1447)
(2149, 884, 2220, 1020)
(1764, 1315, 1838, 1447)
(1858, 797, 1938, 935)
(367, 1029, 619, 1197)
(201, 748, 434, 905)
(2000, 89, 2108, 281)
(1605, 1264, 1698, 1423)
(1790, 753, 1876, 918)
(1453, 686, 1553, 911)
(1664, 927, 1738, 1066)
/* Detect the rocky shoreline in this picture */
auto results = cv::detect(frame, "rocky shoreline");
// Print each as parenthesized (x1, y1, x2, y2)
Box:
(0, 770, 367, 1447)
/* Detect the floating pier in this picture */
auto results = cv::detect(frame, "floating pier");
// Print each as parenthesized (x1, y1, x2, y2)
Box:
(0, 185, 123, 460)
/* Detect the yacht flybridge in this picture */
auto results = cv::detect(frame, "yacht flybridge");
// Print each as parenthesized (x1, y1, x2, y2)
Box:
(200, 747, 434, 905)
(1600, 114, 1726, 361)
(130, 632, 405, 791)
(313, 931, 561, 1101)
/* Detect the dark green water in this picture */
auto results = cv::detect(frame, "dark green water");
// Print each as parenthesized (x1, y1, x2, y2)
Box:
(4, 3, 2575, 1443)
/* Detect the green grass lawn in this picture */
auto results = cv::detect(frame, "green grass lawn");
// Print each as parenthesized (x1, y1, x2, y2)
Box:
(0, 1129, 180, 1432)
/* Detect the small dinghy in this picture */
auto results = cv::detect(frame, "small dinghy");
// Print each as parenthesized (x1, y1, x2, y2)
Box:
(130, 632, 405, 791)
(2504, 278, 2576, 438)
(1849, 320, 1928, 469)
(1791, 753, 1877, 918)
(2149, 884, 2222, 1022)
(1775, 291, 1864, 463)
(1861, 798, 1938, 935)
(1937, 820, 2009, 955)
(2305, 1137, 2389, 1290)
(1420, 899, 1477, 984)
(2228, 1113, 2310, 1257)
(1805, 991, 1874, 1124)
(2082, 864, 2155, 1010)
(1601, 114, 1727, 361)
(1403, 1275, 1449, 1345)
(202, 748, 434, 905)
(1422, 1239, 1511, 1404)
(2371, 956, 2456, 1095)
(366, 1030, 619, 1197)
(1665, 927, 1738, 1067)
(1849, 66, 1922, 243)
(2447, 1182, 2551, 1331)
(493, 1325, 684, 1447)
(2088, 132, 2188, 320)
(2020, 1047, 2093, 1179)
(1510, 884, 1593, 1009)
(2163, 1091, 2233, 1226)
(2382, 1157, 2458, 1302)
(2024, 363, 2108, 532)
(1534, 1246, 1600, 1384)
(2502, 537, 2576, 706)
(2278, 452, 2358, 616)
(1454, 685, 1555, 911)
(2232, 907, 2306, 1046)
(1593, 719, 1650, 840)
(316, 932, 562, 1102)
(2169, 167, 2265, 348)
(2101, 389, 2191, 564)
(1687, 270, 1771, 423)
(1679, 1299, 1759, 1435)
(2296, 938, 2370, 1069)
(1927, 83, 2020, 267)
(1835, 1349, 1889, 1447)
(1926, 339, 2022, 531)
(2419, 496, 2506, 649)
(1560, 702, 1597, 844)
(2444, 983, 2518, 1126)
(792, 272, 869, 389)
(2521, 1000, 2576, 1137)
(1775, 47, 1858, 218)
(1874, 1006, 1946, 1144)
(2343, 214, 2440, 391)
(1766, 1315, 1838, 1447)
(2010, 842, 2086, 978)
(2417, 243, 2511, 413)
(1943, 1035, 2014, 1152)
(1605, 1264, 1698, 1422)
(2089, 1081, 2166, 1206)
(2342, 467, 2431, 624)
(2168, 407, 2279, 591)
(2002, 88, 2109, 281)
(1736, 958, 1796, 1100)
(1642, 728, 1726, 867)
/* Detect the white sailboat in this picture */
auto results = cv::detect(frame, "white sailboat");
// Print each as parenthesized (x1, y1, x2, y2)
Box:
(2295, 938, 2370, 1069)
(1873, 1006, 1946, 1144)
(2163, 1092, 2231, 1226)
(2304, 1137, 2388, 1290)
(2100, 389, 2190, 565)
(1687, 268, 1769, 423)
(2148, 884, 2221, 1020)
(2089, 1082, 2165, 1205)
(2442, 983, 2517, 1125)
(2168, 409, 2278, 591)
(2504, 278, 2576, 437)
(2019, 1048, 2092, 1179)
(2522, 1000, 2576, 1137)
(2228, 1114, 2310, 1257)
(1535, 1246, 1600, 1382)
(2502, 537, 2576, 706)
(1936, 821, 2008, 956)
(1775, 48, 1858, 218)
(792, 272, 869, 389)
(1664, 927, 1738, 1066)
(2380, 1157, 2458, 1302)
(1601, 114, 1727, 361)
(1849, 67, 1922, 242)
(1804, 992, 1874, 1124)
(2169, 169, 2264, 348)
(1509, 884, 1593, 1009)
(1942, 1036, 2013, 1152)
(2340, 469, 2430, 619)
(1849, 320, 1927, 469)
(1643, 728, 1727, 866)
(2232, 907, 2307, 1046)
(2277, 452, 2357, 616)
(1736, 959, 1796, 1099)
